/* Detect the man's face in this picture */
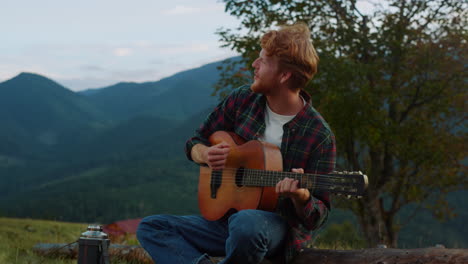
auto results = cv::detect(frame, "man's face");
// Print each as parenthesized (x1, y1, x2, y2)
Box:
(251, 49, 282, 94)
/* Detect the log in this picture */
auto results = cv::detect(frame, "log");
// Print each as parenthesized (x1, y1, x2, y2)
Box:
(33, 243, 468, 264)
(32, 243, 152, 263)
(290, 247, 468, 264)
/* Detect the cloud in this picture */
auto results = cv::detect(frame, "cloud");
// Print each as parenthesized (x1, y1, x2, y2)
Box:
(161, 4, 224, 16)
(113, 48, 133, 57)
(158, 43, 211, 55)
(162, 5, 202, 15)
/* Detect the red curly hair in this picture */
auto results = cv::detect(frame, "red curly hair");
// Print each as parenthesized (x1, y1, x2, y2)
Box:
(260, 23, 319, 90)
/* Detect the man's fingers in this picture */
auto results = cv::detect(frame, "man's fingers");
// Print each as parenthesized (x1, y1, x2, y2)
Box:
(276, 178, 299, 194)
(207, 152, 228, 162)
(291, 168, 304, 173)
(289, 180, 299, 192)
(206, 142, 230, 169)
(214, 142, 230, 149)
(286, 179, 299, 192)
(210, 159, 227, 167)
(208, 145, 230, 156)
(208, 148, 229, 156)
(218, 142, 230, 148)
(280, 179, 291, 192)
(210, 158, 227, 170)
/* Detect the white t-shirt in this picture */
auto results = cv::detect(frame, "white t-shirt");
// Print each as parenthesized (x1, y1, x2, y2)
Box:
(259, 97, 306, 148)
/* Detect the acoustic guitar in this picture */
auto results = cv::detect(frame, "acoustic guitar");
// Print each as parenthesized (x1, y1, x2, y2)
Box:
(198, 131, 368, 221)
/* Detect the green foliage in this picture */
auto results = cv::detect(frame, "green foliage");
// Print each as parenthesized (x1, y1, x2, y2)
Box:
(216, 0, 467, 247)
(0, 158, 201, 223)
(315, 221, 366, 249)
(397, 190, 468, 248)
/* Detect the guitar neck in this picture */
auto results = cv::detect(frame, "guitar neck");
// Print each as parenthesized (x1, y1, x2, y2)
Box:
(242, 169, 319, 189)
(240, 168, 367, 196)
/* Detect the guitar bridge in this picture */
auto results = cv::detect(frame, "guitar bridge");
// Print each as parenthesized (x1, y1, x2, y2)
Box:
(210, 170, 222, 198)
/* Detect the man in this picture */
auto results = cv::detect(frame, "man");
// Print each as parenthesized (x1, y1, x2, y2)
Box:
(137, 23, 336, 264)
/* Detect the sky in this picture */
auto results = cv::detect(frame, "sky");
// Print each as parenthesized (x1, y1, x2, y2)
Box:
(0, 0, 240, 91)
(1, 0, 377, 92)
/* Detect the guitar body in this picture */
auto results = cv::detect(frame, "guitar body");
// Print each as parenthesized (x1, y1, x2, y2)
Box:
(198, 131, 282, 221)
(198, 131, 369, 221)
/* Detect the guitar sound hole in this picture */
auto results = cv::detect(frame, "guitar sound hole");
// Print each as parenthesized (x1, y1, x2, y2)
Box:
(235, 167, 245, 187)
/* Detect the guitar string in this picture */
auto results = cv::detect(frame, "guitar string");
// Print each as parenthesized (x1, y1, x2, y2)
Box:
(202, 182, 357, 191)
(203, 169, 363, 190)
(204, 176, 360, 188)
(203, 173, 357, 184)
(200, 182, 360, 195)
(204, 167, 363, 180)
(203, 179, 358, 188)
(204, 169, 363, 184)
(204, 176, 359, 185)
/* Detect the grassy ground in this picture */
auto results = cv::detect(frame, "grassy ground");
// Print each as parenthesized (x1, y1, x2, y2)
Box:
(0, 217, 363, 264)
(0, 217, 88, 263)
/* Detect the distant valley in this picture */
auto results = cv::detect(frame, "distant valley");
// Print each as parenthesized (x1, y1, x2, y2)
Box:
(0, 60, 226, 222)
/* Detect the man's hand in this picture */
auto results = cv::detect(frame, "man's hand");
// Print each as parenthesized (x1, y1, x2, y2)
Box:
(192, 142, 230, 170)
(275, 168, 310, 205)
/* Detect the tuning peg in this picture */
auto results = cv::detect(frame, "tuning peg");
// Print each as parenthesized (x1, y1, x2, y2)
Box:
(346, 195, 352, 199)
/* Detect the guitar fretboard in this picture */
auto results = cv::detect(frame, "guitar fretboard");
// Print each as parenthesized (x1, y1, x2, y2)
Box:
(237, 168, 365, 196)
(242, 169, 315, 188)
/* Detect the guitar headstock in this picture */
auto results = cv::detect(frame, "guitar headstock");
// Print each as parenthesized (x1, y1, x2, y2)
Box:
(315, 170, 368, 198)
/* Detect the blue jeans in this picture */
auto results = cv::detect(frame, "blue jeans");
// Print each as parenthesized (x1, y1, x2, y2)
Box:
(137, 209, 289, 264)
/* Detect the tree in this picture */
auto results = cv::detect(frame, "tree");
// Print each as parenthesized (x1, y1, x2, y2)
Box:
(215, 0, 467, 247)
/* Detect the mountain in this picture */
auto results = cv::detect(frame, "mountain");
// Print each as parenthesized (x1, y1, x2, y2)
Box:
(0, 72, 109, 158)
(0, 62, 222, 212)
(80, 60, 224, 121)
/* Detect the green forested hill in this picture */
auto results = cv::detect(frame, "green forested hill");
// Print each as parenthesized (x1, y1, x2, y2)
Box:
(0, 67, 217, 224)
(0, 72, 109, 158)
(80, 60, 222, 121)
(64, 115, 180, 163)
(0, 60, 220, 197)
(0, 107, 211, 223)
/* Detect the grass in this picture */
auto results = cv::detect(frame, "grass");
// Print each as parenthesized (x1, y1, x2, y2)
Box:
(314, 221, 366, 250)
(0, 217, 87, 264)
(0, 217, 364, 264)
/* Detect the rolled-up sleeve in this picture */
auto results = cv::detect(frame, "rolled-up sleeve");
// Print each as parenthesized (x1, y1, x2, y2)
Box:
(184, 90, 238, 162)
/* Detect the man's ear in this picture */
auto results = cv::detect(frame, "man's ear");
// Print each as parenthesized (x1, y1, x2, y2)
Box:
(280, 71, 292, 84)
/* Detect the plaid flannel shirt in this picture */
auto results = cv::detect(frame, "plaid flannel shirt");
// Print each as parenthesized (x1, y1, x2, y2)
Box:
(185, 85, 336, 263)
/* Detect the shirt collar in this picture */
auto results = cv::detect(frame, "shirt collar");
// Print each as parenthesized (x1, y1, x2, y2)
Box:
(285, 89, 314, 128)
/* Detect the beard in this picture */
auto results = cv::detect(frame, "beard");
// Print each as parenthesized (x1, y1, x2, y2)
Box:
(251, 76, 277, 95)
(250, 78, 263, 93)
